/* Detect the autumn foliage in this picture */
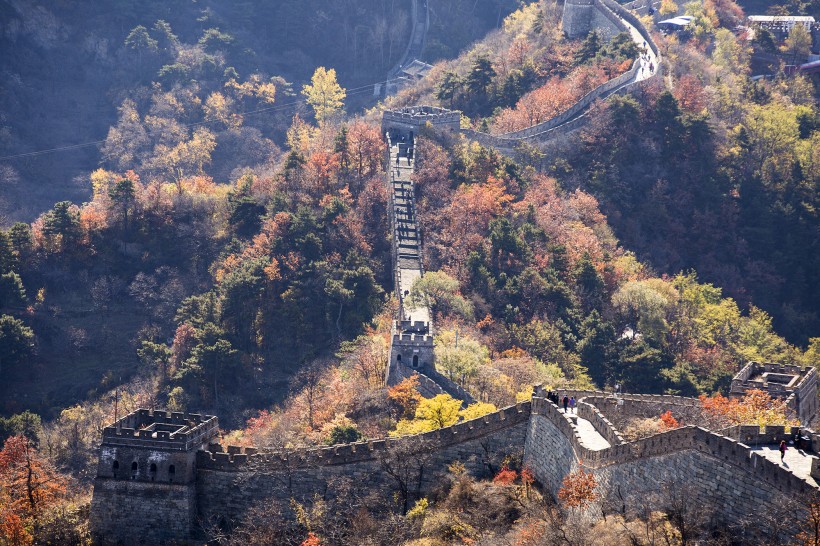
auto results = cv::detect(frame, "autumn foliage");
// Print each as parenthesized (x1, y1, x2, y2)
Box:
(0, 436, 67, 545)
(659, 410, 680, 431)
(699, 389, 798, 428)
(300, 531, 322, 546)
(493, 466, 518, 486)
(387, 375, 423, 419)
(557, 466, 598, 509)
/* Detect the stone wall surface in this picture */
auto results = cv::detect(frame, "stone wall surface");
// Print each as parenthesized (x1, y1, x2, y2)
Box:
(195, 407, 531, 529)
(90, 480, 197, 545)
(524, 397, 813, 527)
(524, 413, 578, 495)
(577, 401, 625, 445)
(562, 0, 595, 38)
(590, 0, 627, 40)
(90, 394, 820, 544)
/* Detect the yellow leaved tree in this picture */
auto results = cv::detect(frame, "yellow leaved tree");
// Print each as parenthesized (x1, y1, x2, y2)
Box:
(301, 67, 346, 125)
(391, 394, 496, 436)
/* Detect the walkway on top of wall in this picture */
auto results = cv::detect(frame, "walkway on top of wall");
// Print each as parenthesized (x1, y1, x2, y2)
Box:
(628, 17, 658, 82)
(752, 446, 819, 487)
(567, 412, 611, 450)
(389, 140, 430, 325)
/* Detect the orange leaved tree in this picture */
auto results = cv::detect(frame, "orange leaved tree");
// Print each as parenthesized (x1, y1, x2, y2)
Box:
(0, 435, 67, 544)
(557, 466, 599, 509)
(387, 375, 422, 419)
(659, 410, 680, 431)
(699, 389, 799, 429)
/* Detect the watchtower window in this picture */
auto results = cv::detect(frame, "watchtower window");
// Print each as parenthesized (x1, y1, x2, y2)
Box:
(168, 464, 176, 483)
(412, 355, 419, 367)
(131, 462, 138, 471)
(112, 460, 119, 474)
(150, 463, 157, 473)
(396, 354, 401, 362)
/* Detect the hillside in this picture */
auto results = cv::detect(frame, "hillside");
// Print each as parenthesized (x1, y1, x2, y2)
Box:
(0, 0, 818, 543)
(0, 0, 519, 223)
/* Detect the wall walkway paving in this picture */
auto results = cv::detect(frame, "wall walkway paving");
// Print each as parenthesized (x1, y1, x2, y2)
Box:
(752, 445, 818, 487)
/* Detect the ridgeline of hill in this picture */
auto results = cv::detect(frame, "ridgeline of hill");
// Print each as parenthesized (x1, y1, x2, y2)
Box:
(0, 0, 818, 543)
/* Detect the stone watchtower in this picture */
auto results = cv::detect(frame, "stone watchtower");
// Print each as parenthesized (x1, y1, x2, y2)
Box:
(89, 409, 218, 544)
(730, 362, 818, 425)
(381, 105, 461, 138)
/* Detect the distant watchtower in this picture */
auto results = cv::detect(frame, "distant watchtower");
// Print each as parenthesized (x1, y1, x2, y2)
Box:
(382, 105, 461, 138)
(89, 409, 218, 544)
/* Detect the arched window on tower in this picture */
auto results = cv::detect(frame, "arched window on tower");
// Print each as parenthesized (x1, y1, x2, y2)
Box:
(412, 355, 419, 368)
(168, 464, 176, 483)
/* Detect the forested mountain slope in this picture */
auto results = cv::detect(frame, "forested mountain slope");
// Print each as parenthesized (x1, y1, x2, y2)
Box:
(0, 0, 518, 223)
(0, 0, 817, 543)
(387, 0, 819, 345)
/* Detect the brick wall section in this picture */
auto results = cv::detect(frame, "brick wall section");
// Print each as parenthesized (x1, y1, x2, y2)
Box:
(561, 0, 595, 38)
(90, 395, 820, 543)
(580, 394, 701, 431)
(195, 403, 531, 528)
(524, 396, 814, 526)
(590, 0, 627, 40)
(90, 481, 197, 545)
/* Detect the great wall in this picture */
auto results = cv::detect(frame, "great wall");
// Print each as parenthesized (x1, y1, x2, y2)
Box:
(89, 2, 820, 544)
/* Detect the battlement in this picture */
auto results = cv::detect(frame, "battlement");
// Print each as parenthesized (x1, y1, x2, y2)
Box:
(198, 400, 532, 471)
(101, 408, 219, 451)
(731, 362, 817, 424)
(392, 332, 434, 344)
(396, 320, 430, 334)
(528, 395, 818, 496)
(719, 424, 804, 446)
(732, 361, 815, 387)
(384, 105, 460, 123)
(534, 386, 701, 408)
(577, 400, 625, 446)
(383, 105, 461, 134)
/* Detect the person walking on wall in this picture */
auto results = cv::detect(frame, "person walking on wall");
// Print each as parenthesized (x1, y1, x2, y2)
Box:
(570, 396, 576, 413)
(563, 395, 569, 413)
(779, 440, 787, 463)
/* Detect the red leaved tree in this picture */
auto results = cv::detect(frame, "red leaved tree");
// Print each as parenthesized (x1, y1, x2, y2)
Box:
(557, 465, 598, 509)
(0, 435, 67, 545)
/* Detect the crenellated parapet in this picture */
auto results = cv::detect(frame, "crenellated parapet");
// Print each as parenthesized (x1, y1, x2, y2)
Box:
(731, 361, 818, 424)
(526, 393, 819, 521)
(199, 401, 531, 472)
(382, 106, 461, 136)
(100, 408, 218, 451)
